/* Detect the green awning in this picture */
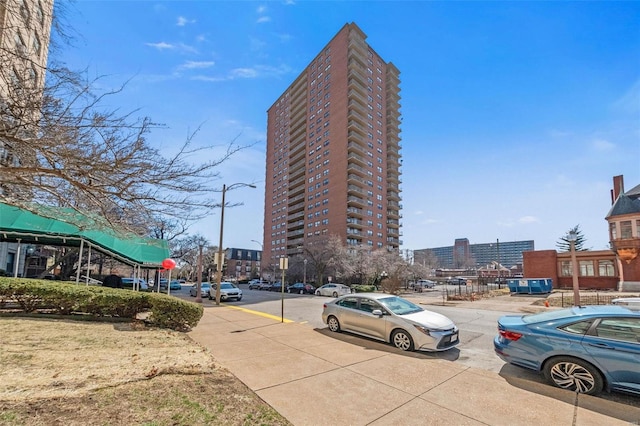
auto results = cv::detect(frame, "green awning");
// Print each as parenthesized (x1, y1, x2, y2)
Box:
(0, 203, 169, 267)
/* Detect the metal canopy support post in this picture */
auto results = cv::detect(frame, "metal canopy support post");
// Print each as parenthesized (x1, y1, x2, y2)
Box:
(13, 239, 21, 278)
(75, 239, 85, 284)
(85, 243, 92, 286)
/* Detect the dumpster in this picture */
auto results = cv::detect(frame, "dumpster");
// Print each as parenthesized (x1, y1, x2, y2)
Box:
(507, 278, 553, 294)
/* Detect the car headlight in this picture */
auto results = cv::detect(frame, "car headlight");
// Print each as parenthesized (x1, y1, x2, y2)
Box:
(413, 325, 431, 336)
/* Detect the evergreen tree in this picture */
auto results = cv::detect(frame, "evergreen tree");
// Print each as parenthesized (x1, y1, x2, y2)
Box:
(556, 225, 588, 252)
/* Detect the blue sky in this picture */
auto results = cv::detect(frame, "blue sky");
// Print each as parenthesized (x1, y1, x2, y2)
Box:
(57, 1, 639, 253)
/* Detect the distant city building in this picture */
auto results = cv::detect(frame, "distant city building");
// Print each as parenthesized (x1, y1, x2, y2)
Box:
(415, 238, 535, 269)
(224, 248, 261, 281)
(262, 22, 402, 274)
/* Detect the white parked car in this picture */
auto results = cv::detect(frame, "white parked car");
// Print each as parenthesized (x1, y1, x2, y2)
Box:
(322, 293, 459, 352)
(611, 297, 640, 309)
(315, 283, 352, 297)
(208, 282, 243, 301)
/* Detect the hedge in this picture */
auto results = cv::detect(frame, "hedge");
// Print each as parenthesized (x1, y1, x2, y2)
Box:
(0, 277, 202, 331)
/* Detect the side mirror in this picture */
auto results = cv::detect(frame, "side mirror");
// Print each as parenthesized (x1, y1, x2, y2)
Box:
(371, 309, 384, 317)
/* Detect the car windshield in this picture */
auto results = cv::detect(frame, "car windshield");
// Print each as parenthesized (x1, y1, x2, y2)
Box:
(377, 296, 423, 315)
(220, 283, 235, 289)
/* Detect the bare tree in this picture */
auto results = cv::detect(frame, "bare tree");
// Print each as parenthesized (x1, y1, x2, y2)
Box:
(1, 2, 251, 233)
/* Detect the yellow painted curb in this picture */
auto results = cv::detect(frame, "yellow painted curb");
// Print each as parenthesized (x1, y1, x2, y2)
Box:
(224, 304, 294, 323)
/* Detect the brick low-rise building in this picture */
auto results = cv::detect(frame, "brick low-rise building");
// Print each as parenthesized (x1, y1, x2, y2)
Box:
(521, 175, 640, 292)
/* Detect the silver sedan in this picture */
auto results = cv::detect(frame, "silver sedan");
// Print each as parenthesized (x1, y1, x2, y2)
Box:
(322, 293, 459, 352)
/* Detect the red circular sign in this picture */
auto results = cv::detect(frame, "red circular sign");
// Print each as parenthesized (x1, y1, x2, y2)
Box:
(162, 258, 176, 270)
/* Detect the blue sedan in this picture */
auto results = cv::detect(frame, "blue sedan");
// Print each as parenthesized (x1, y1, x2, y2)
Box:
(494, 305, 640, 396)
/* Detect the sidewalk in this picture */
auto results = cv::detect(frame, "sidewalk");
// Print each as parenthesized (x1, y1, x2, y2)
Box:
(188, 302, 640, 426)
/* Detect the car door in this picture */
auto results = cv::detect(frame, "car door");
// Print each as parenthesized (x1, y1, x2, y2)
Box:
(321, 284, 335, 296)
(350, 297, 388, 340)
(334, 296, 360, 332)
(581, 317, 640, 393)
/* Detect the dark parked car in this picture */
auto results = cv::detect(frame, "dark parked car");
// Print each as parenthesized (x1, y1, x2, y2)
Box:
(494, 305, 640, 396)
(446, 277, 467, 285)
(268, 283, 284, 292)
(287, 283, 315, 294)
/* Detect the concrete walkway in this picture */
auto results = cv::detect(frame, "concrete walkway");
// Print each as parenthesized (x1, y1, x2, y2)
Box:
(188, 297, 640, 425)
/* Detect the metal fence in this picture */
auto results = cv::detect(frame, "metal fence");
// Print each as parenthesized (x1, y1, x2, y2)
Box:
(554, 293, 632, 308)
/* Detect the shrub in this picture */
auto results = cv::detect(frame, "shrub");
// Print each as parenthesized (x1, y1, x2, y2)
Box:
(352, 285, 376, 293)
(0, 277, 202, 331)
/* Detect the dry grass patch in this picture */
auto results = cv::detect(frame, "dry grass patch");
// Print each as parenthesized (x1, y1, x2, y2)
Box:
(0, 317, 290, 425)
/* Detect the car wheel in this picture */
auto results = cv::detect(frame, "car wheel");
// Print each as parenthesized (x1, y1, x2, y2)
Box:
(543, 356, 604, 395)
(315, 290, 321, 296)
(332, 291, 338, 297)
(299, 289, 304, 294)
(287, 289, 291, 293)
(391, 329, 414, 351)
(327, 316, 341, 332)
(237, 296, 242, 301)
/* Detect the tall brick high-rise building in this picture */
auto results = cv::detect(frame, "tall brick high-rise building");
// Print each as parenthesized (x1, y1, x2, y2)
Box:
(262, 23, 402, 272)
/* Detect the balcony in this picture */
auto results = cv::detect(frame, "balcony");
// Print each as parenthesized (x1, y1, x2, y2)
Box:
(347, 184, 364, 196)
(347, 218, 363, 227)
(347, 207, 364, 217)
(348, 89, 367, 106)
(347, 173, 365, 185)
(288, 201, 305, 214)
(348, 99, 367, 115)
(347, 196, 366, 207)
(347, 228, 362, 236)
(347, 120, 367, 137)
(347, 152, 367, 167)
(347, 163, 368, 177)
(347, 141, 366, 155)
(348, 109, 367, 127)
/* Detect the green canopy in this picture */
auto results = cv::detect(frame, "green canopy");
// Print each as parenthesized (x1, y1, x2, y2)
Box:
(0, 203, 169, 267)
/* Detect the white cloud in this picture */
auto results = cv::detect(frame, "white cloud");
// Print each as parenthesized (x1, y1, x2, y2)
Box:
(146, 42, 174, 50)
(591, 138, 615, 152)
(191, 75, 226, 82)
(231, 68, 259, 78)
(414, 210, 424, 215)
(145, 42, 198, 54)
(176, 16, 196, 26)
(257, 6, 267, 14)
(257, 16, 271, 23)
(191, 63, 294, 82)
(179, 60, 215, 70)
(518, 216, 540, 224)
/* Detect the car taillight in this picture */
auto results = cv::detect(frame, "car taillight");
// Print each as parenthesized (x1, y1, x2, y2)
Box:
(323, 304, 327, 309)
(499, 329, 523, 341)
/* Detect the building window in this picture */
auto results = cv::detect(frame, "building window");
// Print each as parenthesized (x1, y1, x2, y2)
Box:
(610, 222, 617, 240)
(620, 221, 633, 239)
(598, 260, 615, 277)
(579, 260, 595, 277)
(560, 260, 572, 277)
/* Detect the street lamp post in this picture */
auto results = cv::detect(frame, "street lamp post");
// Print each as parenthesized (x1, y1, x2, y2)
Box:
(568, 230, 581, 306)
(303, 258, 307, 285)
(214, 183, 256, 305)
